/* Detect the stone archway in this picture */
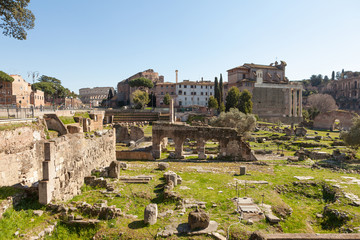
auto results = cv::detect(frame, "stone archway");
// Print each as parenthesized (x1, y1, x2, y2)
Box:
(313, 110, 358, 131)
(152, 122, 257, 161)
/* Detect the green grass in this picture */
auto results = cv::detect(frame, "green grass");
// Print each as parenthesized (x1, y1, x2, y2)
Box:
(74, 112, 90, 119)
(58, 116, 76, 125)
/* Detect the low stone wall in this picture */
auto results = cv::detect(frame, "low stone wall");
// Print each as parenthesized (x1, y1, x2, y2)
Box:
(0, 124, 46, 187)
(39, 129, 116, 204)
(116, 151, 154, 160)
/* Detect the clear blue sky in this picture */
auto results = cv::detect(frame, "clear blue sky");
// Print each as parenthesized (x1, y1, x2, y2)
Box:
(1, 0, 360, 93)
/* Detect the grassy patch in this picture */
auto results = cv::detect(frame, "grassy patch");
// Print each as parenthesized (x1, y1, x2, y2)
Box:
(58, 116, 75, 125)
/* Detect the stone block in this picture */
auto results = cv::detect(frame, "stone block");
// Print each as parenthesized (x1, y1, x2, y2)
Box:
(144, 203, 158, 225)
(108, 161, 122, 178)
(158, 162, 169, 171)
(239, 166, 246, 175)
(188, 208, 210, 230)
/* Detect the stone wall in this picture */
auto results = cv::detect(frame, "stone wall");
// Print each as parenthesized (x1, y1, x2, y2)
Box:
(116, 151, 154, 160)
(0, 124, 46, 187)
(313, 110, 357, 131)
(39, 129, 116, 204)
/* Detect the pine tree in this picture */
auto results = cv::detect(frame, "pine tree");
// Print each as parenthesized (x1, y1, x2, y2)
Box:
(219, 74, 223, 105)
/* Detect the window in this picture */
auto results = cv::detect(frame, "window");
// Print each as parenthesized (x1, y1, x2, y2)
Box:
(185, 97, 187, 100)
(210, 92, 212, 95)
(201, 86, 203, 89)
(201, 92, 203, 95)
(206, 92, 208, 95)
(210, 86, 212, 89)
(191, 85, 193, 88)
(184, 85, 187, 88)
(178, 90, 182, 95)
(184, 92, 186, 95)
(193, 92, 196, 95)
(171, 92, 174, 95)
(179, 85, 181, 88)
(161, 92, 163, 95)
(206, 86, 208, 89)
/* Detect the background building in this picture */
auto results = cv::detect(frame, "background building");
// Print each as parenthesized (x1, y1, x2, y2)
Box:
(176, 79, 214, 107)
(79, 87, 115, 107)
(30, 89, 45, 107)
(0, 75, 32, 107)
(116, 69, 164, 106)
(227, 61, 303, 123)
(155, 82, 176, 107)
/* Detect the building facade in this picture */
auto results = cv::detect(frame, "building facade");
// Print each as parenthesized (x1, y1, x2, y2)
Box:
(176, 80, 214, 107)
(227, 61, 303, 123)
(155, 82, 177, 107)
(30, 89, 45, 107)
(79, 87, 115, 107)
(0, 75, 33, 107)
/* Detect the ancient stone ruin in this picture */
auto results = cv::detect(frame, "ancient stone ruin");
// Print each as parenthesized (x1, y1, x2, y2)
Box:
(313, 110, 358, 131)
(152, 122, 257, 161)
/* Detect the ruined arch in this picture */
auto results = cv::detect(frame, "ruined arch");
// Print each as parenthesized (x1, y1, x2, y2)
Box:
(152, 122, 257, 161)
(313, 110, 358, 131)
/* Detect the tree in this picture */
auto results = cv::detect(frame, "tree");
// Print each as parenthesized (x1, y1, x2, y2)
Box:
(310, 74, 323, 86)
(132, 89, 150, 109)
(208, 96, 218, 110)
(210, 108, 256, 137)
(219, 74, 223, 105)
(307, 93, 338, 113)
(0, 0, 35, 40)
(214, 77, 219, 105)
(0, 70, 13, 82)
(340, 117, 360, 149)
(331, 71, 335, 81)
(238, 89, 253, 114)
(163, 93, 171, 105)
(32, 75, 75, 102)
(225, 87, 240, 111)
(107, 88, 114, 101)
(128, 77, 154, 89)
(219, 102, 225, 112)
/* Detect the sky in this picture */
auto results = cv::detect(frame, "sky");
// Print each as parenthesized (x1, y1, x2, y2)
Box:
(1, 0, 360, 93)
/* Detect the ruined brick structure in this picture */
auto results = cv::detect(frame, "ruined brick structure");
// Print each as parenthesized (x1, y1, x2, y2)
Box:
(116, 69, 164, 106)
(226, 61, 303, 124)
(313, 110, 358, 130)
(324, 72, 360, 112)
(152, 122, 256, 161)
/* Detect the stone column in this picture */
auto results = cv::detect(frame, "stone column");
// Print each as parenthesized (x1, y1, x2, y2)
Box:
(152, 136, 161, 159)
(169, 99, 174, 123)
(174, 138, 184, 159)
(298, 90, 303, 117)
(197, 139, 206, 160)
(292, 89, 297, 117)
(288, 89, 293, 117)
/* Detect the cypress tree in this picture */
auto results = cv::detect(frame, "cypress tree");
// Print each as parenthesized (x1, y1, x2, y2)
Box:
(219, 74, 223, 104)
(331, 71, 335, 81)
(214, 77, 219, 104)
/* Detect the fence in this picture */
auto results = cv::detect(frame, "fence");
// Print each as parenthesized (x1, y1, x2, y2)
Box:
(0, 106, 97, 119)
